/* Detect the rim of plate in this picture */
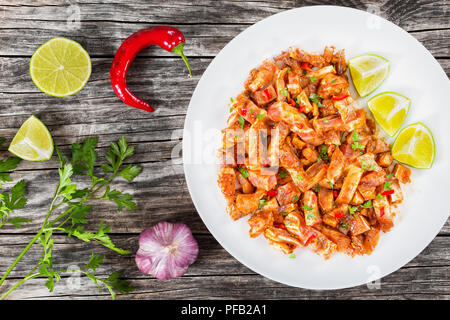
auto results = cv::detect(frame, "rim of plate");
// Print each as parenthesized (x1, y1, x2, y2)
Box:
(182, 5, 450, 290)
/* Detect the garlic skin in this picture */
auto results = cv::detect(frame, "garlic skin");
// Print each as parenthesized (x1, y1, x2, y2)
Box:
(135, 222, 199, 280)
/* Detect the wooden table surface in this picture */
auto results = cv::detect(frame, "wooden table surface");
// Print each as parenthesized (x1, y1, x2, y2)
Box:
(0, 0, 449, 300)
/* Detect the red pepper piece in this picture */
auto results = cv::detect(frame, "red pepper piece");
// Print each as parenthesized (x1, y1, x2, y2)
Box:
(267, 190, 277, 197)
(324, 164, 329, 170)
(263, 88, 272, 100)
(332, 94, 349, 101)
(381, 189, 395, 196)
(300, 62, 312, 71)
(110, 26, 192, 112)
(304, 234, 316, 246)
(240, 108, 248, 116)
(333, 190, 338, 198)
(334, 212, 345, 219)
(274, 223, 287, 230)
(289, 99, 296, 107)
(380, 207, 385, 217)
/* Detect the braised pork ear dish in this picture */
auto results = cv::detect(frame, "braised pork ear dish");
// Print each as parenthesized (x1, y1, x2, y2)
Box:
(217, 46, 411, 259)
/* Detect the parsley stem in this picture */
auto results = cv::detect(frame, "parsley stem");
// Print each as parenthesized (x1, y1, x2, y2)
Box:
(0, 273, 41, 300)
(0, 183, 60, 289)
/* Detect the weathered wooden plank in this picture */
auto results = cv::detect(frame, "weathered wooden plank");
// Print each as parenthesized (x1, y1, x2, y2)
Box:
(0, 22, 449, 58)
(0, 234, 448, 279)
(3, 266, 450, 300)
(1, 0, 449, 33)
(0, 233, 448, 299)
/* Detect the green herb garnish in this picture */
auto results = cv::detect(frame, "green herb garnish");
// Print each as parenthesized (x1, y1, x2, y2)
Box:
(383, 181, 393, 191)
(303, 205, 313, 211)
(348, 205, 358, 216)
(361, 200, 373, 209)
(281, 87, 288, 96)
(288, 253, 296, 259)
(238, 115, 245, 129)
(292, 195, 299, 202)
(279, 168, 289, 178)
(309, 93, 322, 108)
(256, 113, 264, 119)
(237, 167, 249, 178)
(258, 199, 267, 210)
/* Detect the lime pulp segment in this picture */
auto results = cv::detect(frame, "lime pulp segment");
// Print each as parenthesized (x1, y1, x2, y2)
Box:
(349, 54, 390, 98)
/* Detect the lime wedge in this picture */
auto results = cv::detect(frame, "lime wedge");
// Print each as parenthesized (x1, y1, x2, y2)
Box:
(30, 37, 91, 97)
(391, 122, 435, 169)
(8, 116, 54, 161)
(367, 92, 410, 136)
(349, 54, 390, 97)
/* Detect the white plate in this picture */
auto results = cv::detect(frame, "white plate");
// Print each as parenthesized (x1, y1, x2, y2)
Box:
(183, 5, 450, 289)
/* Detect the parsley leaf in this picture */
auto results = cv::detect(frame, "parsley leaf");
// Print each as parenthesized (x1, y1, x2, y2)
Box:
(0, 157, 21, 187)
(309, 93, 322, 108)
(238, 115, 245, 129)
(303, 205, 313, 211)
(348, 205, 358, 216)
(383, 181, 393, 191)
(361, 200, 373, 209)
(281, 87, 288, 96)
(238, 167, 249, 178)
(279, 168, 288, 178)
(258, 199, 267, 210)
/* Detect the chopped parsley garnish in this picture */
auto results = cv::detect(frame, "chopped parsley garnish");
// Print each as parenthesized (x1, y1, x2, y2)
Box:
(299, 112, 307, 118)
(361, 200, 373, 209)
(348, 205, 358, 216)
(352, 131, 360, 142)
(286, 69, 291, 74)
(256, 113, 264, 119)
(302, 69, 307, 75)
(282, 212, 288, 216)
(279, 168, 289, 178)
(331, 78, 337, 84)
(230, 97, 234, 102)
(376, 193, 383, 199)
(310, 76, 317, 83)
(361, 160, 368, 170)
(314, 185, 321, 193)
(318, 145, 329, 162)
(386, 173, 393, 179)
(341, 222, 348, 229)
(303, 205, 313, 211)
(323, 119, 329, 123)
(297, 174, 303, 181)
(352, 141, 365, 152)
(327, 181, 334, 189)
(237, 167, 249, 178)
(292, 195, 299, 202)
(309, 93, 322, 108)
(281, 87, 288, 96)
(249, 109, 254, 113)
(238, 115, 245, 129)
(288, 253, 296, 259)
(229, 107, 234, 113)
(383, 181, 393, 191)
(258, 199, 267, 210)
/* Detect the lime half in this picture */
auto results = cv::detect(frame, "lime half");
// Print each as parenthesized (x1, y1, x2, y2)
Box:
(349, 54, 390, 97)
(391, 122, 435, 169)
(30, 37, 91, 97)
(368, 92, 410, 136)
(8, 116, 54, 161)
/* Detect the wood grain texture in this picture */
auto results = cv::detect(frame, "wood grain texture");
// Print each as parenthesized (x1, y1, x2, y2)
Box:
(0, 0, 448, 300)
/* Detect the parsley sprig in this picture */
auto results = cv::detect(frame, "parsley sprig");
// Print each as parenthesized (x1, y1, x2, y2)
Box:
(0, 136, 141, 300)
(0, 138, 29, 229)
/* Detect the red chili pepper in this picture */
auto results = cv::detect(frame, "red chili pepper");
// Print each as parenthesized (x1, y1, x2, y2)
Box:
(334, 212, 345, 219)
(300, 62, 312, 71)
(267, 190, 277, 197)
(110, 26, 192, 113)
(274, 223, 287, 230)
(289, 99, 296, 107)
(240, 108, 248, 116)
(381, 189, 395, 196)
(298, 123, 304, 129)
(304, 234, 316, 246)
(380, 207, 385, 218)
(332, 94, 349, 101)
(324, 164, 329, 170)
(263, 88, 272, 100)
(333, 190, 338, 198)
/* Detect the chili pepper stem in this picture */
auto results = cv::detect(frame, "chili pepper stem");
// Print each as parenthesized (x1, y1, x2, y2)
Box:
(172, 43, 192, 78)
